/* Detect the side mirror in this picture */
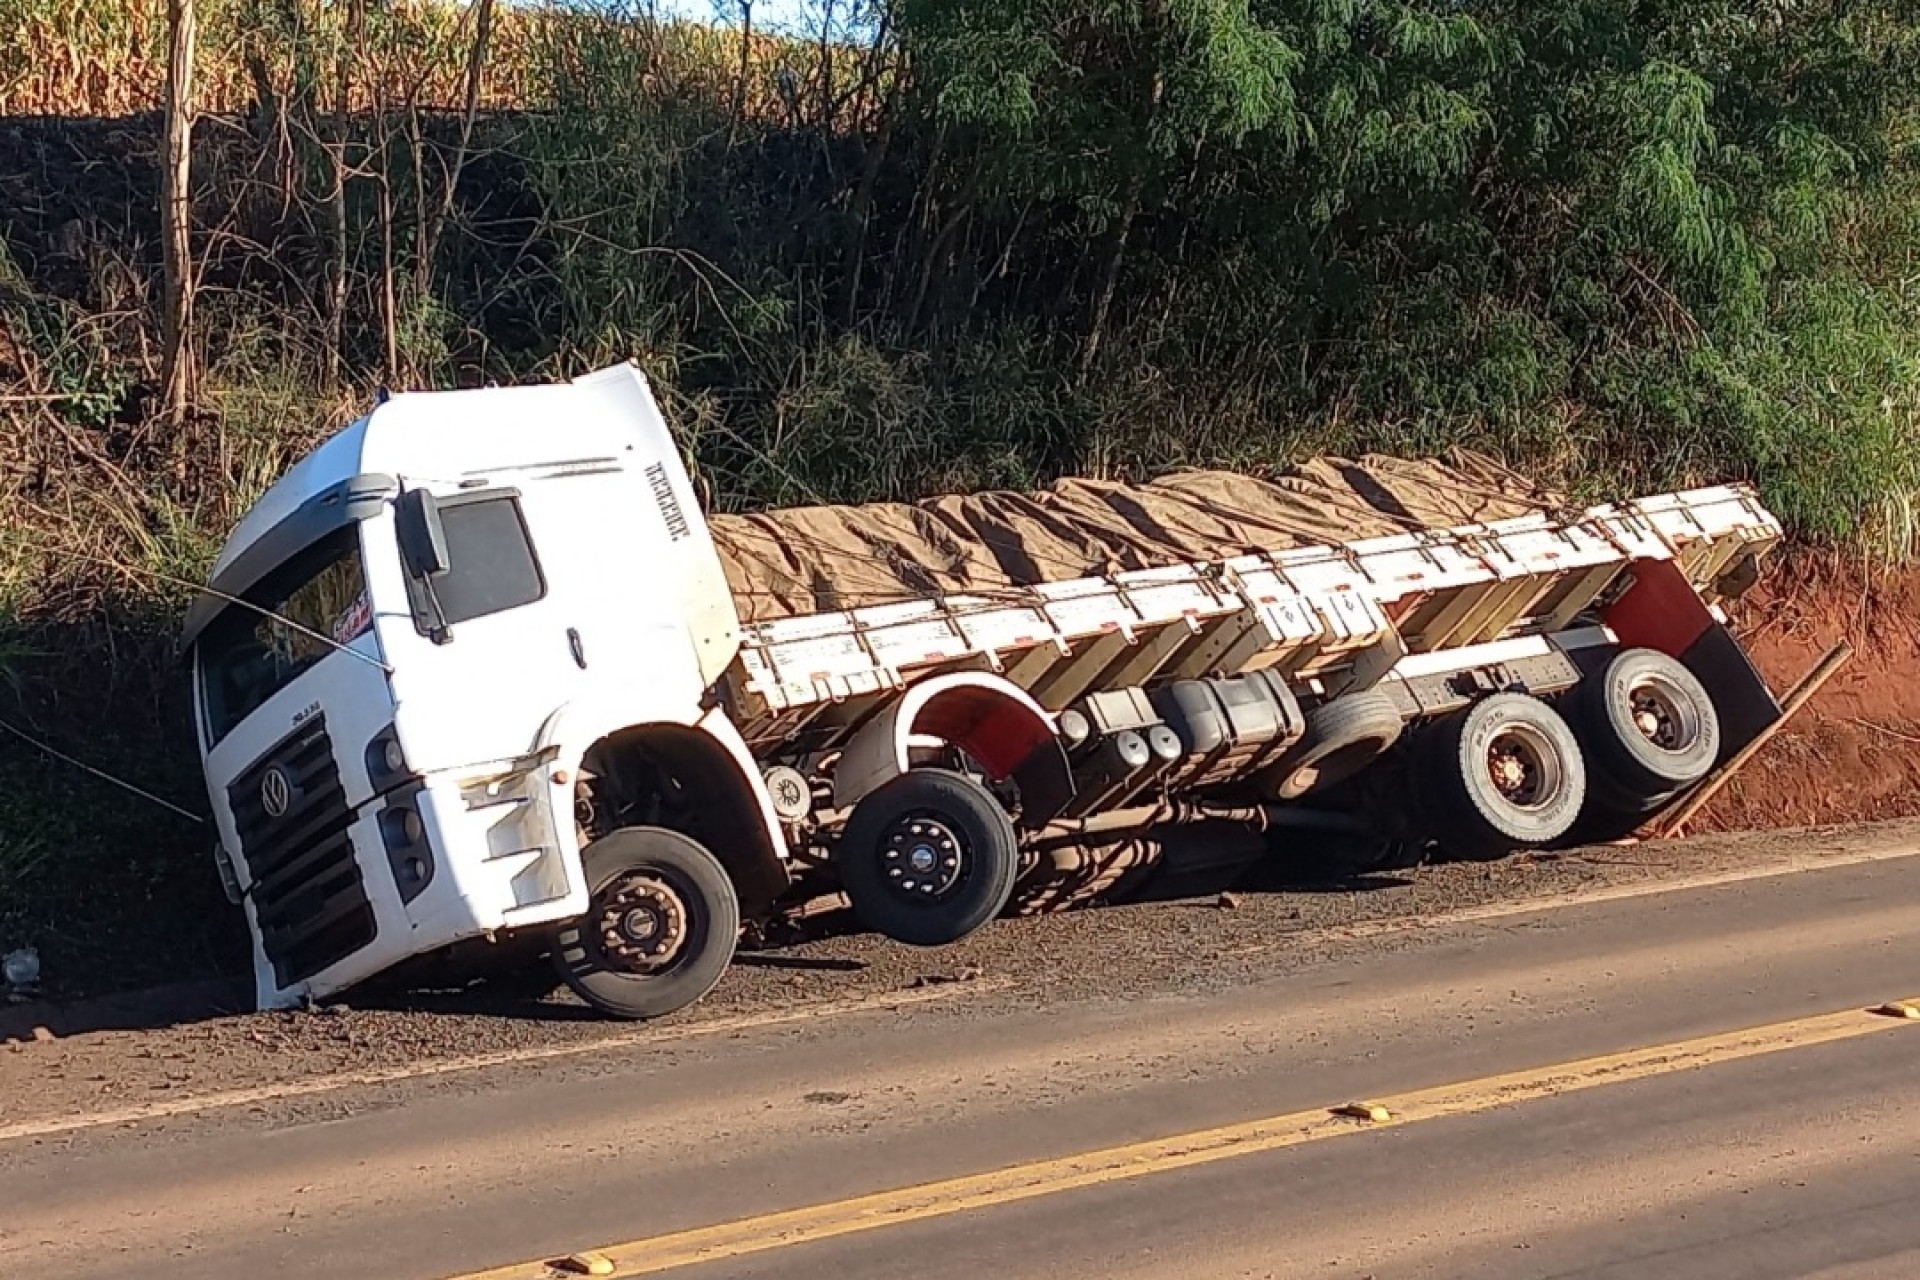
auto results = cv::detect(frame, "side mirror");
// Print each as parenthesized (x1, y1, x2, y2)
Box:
(395, 487, 450, 578)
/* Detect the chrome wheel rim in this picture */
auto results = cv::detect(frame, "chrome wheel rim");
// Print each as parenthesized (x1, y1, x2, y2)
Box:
(1626, 674, 1702, 755)
(1486, 723, 1562, 811)
(880, 815, 968, 903)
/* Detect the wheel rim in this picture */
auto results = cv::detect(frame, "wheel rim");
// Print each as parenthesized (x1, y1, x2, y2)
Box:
(592, 868, 701, 975)
(1625, 674, 1702, 756)
(1484, 723, 1563, 811)
(879, 813, 969, 904)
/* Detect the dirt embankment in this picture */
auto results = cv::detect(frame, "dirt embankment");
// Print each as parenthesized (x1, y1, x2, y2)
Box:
(1692, 555, 1920, 833)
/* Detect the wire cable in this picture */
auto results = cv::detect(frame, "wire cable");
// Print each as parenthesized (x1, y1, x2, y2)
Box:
(0, 713, 205, 824)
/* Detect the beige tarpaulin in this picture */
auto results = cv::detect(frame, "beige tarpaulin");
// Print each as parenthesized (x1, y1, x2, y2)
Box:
(711, 451, 1561, 623)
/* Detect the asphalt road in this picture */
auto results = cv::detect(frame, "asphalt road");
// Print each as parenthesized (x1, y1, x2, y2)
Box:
(5, 831, 1920, 1280)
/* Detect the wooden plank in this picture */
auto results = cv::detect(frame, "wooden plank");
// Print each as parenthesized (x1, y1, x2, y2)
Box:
(1097, 619, 1203, 689)
(1029, 630, 1134, 709)
(1406, 582, 1497, 651)
(1003, 639, 1069, 690)
(1538, 563, 1621, 633)
(1164, 609, 1267, 679)
(1653, 641, 1853, 839)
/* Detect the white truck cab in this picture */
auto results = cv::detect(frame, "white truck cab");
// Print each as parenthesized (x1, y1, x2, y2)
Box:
(186, 365, 789, 1015)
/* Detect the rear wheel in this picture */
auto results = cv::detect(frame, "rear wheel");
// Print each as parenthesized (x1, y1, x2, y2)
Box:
(1553, 649, 1720, 848)
(1575, 648, 1720, 795)
(838, 768, 1019, 947)
(550, 827, 739, 1020)
(1421, 693, 1587, 861)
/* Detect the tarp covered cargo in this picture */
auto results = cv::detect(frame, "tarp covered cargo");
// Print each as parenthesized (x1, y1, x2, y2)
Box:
(712, 451, 1562, 624)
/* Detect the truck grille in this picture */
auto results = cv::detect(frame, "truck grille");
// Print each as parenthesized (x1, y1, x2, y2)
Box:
(228, 715, 375, 987)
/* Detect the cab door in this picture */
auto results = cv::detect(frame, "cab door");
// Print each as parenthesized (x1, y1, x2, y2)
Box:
(369, 471, 707, 776)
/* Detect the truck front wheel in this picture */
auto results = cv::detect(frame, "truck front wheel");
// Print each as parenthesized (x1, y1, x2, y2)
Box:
(550, 827, 740, 1019)
(1421, 693, 1587, 861)
(838, 768, 1020, 947)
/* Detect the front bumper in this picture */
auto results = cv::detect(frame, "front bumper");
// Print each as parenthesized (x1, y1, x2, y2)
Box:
(252, 752, 587, 1008)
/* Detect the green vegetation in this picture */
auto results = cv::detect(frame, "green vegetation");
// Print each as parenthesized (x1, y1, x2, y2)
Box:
(1, 0, 1917, 994)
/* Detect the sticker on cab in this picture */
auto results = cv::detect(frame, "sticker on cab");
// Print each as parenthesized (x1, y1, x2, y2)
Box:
(331, 594, 373, 645)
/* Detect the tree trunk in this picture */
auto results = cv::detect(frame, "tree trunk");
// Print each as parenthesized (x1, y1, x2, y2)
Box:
(377, 157, 399, 383)
(410, 104, 430, 295)
(839, 79, 898, 328)
(325, 139, 348, 382)
(1080, 68, 1164, 379)
(1079, 172, 1142, 379)
(908, 178, 978, 336)
(326, 2, 354, 383)
(970, 200, 1030, 316)
(907, 145, 982, 335)
(729, 1, 754, 146)
(418, 0, 493, 292)
(159, 0, 199, 423)
(354, 0, 399, 382)
(816, 0, 835, 127)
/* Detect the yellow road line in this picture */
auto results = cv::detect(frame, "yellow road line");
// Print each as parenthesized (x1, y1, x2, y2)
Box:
(449, 998, 1920, 1280)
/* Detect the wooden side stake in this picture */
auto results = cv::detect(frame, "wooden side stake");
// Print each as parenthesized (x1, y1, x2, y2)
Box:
(1654, 640, 1854, 839)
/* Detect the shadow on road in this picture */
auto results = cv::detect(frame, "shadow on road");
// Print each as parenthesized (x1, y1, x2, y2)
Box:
(0, 976, 251, 1041)
(734, 953, 868, 973)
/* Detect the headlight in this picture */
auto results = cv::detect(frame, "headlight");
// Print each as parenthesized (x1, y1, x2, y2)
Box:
(365, 726, 413, 790)
(379, 790, 435, 904)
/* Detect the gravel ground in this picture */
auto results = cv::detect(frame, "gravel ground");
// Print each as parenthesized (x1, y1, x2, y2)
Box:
(4, 818, 1916, 1132)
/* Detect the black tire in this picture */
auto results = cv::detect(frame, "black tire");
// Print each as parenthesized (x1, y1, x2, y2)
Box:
(1261, 690, 1405, 801)
(1422, 693, 1587, 861)
(1289, 833, 1427, 880)
(1555, 794, 1666, 848)
(838, 768, 1019, 947)
(1575, 648, 1720, 796)
(550, 827, 740, 1020)
(1549, 772, 1683, 851)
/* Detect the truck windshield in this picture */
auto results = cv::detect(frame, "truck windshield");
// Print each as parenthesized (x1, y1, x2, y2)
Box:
(197, 526, 374, 745)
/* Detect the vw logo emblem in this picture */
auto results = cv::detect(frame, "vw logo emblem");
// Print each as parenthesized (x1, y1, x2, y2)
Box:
(260, 767, 293, 819)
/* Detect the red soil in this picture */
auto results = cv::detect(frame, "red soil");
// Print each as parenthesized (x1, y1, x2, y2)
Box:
(1690, 555, 1920, 833)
